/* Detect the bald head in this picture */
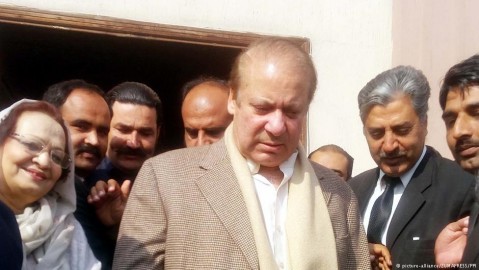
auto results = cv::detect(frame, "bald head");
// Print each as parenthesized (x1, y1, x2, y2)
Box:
(181, 81, 232, 147)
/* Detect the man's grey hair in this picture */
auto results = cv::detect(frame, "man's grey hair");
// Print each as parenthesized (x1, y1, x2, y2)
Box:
(358, 65, 430, 123)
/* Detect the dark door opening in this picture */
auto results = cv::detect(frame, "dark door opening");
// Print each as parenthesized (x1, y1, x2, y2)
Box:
(0, 5, 309, 151)
(0, 22, 240, 151)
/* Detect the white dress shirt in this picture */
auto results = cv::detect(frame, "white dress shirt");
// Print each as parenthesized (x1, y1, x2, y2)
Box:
(363, 146, 426, 245)
(247, 151, 298, 270)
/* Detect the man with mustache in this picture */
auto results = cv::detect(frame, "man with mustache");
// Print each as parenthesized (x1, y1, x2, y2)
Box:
(43, 79, 114, 269)
(84, 82, 162, 268)
(88, 81, 162, 186)
(434, 54, 479, 268)
(349, 66, 475, 269)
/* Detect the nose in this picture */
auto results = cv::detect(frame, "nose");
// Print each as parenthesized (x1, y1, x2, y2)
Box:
(196, 131, 213, 147)
(34, 151, 52, 168)
(85, 130, 99, 146)
(452, 115, 472, 140)
(126, 131, 140, 148)
(382, 131, 398, 153)
(265, 110, 286, 137)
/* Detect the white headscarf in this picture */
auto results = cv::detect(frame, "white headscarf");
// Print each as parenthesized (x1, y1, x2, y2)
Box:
(1, 99, 77, 270)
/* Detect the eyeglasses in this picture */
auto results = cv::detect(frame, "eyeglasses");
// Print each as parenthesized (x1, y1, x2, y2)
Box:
(9, 133, 71, 169)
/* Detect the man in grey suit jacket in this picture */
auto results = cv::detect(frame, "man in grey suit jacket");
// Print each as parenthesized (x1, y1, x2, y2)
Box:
(114, 38, 370, 270)
(349, 65, 475, 269)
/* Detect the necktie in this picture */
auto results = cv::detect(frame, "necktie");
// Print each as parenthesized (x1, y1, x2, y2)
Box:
(367, 175, 401, 244)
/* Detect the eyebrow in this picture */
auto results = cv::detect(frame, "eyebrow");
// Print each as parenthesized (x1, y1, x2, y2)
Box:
(70, 119, 91, 126)
(441, 111, 455, 120)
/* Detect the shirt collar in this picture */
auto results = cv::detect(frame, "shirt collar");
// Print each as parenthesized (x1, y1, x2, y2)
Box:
(246, 150, 299, 180)
(379, 146, 427, 187)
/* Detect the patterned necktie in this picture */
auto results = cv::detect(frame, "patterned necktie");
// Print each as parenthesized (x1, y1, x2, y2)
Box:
(367, 175, 401, 244)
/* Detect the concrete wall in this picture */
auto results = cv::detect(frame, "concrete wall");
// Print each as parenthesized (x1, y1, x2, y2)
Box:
(0, 0, 393, 175)
(392, 0, 479, 160)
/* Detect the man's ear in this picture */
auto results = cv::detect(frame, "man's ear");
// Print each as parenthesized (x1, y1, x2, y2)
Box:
(227, 88, 235, 115)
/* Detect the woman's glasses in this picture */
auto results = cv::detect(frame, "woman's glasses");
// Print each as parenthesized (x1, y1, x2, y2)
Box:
(10, 133, 71, 169)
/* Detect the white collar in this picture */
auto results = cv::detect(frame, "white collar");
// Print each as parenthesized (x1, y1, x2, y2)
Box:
(246, 150, 299, 180)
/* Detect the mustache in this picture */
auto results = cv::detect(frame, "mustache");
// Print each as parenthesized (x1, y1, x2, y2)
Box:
(76, 144, 102, 159)
(379, 150, 407, 159)
(109, 136, 149, 158)
(455, 138, 479, 152)
(115, 146, 147, 158)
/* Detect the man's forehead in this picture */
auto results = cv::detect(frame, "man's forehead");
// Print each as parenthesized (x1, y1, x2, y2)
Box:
(112, 101, 155, 113)
(62, 90, 110, 119)
(447, 85, 479, 102)
(65, 88, 104, 105)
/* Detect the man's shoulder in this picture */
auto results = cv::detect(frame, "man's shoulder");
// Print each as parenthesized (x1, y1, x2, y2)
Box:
(348, 168, 377, 191)
(150, 140, 226, 164)
(310, 161, 354, 199)
(142, 140, 229, 180)
(424, 146, 475, 187)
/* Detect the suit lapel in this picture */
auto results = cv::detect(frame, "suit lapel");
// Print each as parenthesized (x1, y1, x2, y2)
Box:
(463, 201, 479, 264)
(386, 149, 432, 247)
(314, 170, 331, 205)
(194, 142, 259, 269)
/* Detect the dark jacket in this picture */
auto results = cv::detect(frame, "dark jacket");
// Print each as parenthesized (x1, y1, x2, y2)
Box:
(349, 146, 475, 269)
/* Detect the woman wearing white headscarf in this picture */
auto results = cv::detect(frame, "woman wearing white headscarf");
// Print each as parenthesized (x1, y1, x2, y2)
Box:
(0, 99, 100, 270)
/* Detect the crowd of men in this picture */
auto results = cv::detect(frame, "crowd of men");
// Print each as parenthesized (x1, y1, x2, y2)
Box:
(1, 37, 478, 270)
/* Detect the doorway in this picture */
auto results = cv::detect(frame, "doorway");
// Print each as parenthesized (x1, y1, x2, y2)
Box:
(0, 5, 309, 151)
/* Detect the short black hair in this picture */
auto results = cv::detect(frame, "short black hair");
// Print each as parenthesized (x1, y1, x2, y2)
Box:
(440, 54, 479, 110)
(106, 81, 163, 126)
(42, 79, 105, 108)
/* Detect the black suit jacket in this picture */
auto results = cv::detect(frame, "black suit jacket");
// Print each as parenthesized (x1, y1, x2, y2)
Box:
(74, 176, 116, 270)
(349, 146, 475, 269)
(462, 201, 479, 267)
(0, 200, 22, 270)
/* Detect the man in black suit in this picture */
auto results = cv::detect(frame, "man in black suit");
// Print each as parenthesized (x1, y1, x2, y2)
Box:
(43, 79, 115, 270)
(435, 54, 479, 267)
(349, 65, 475, 269)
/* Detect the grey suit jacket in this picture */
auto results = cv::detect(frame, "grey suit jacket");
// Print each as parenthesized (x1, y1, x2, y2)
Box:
(349, 146, 474, 269)
(113, 140, 370, 269)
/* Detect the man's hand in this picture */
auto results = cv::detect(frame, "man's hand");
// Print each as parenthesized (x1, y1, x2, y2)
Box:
(369, 243, 392, 270)
(435, 216, 469, 265)
(87, 179, 132, 227)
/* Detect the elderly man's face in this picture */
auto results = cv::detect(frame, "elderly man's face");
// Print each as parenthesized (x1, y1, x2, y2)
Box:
(442, 86, 479, 173)
(228, 60, 310, 168)
(363, 95, 427, 177)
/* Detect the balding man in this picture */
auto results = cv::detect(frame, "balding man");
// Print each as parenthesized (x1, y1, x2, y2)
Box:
(114, 38, 369, 270)
(181, 77, 232, 147)
(309, 144, 354, 181)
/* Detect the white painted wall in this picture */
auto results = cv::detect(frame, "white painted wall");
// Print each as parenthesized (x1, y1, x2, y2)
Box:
(0, 0, 393, 175)
(392, 0, 479, 161)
